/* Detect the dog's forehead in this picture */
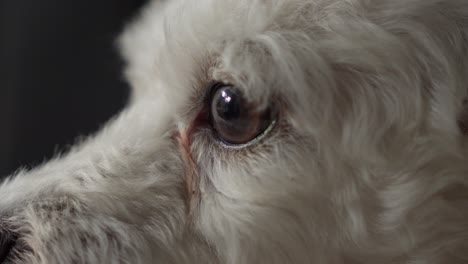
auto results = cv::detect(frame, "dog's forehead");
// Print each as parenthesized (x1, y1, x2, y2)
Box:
(120, 0, 309, 109)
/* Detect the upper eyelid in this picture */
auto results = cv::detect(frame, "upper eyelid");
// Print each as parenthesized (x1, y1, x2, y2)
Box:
(205, 81, 231, 102)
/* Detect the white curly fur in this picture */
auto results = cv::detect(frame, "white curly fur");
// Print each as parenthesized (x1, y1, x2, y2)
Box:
(1, 0, 468, 263)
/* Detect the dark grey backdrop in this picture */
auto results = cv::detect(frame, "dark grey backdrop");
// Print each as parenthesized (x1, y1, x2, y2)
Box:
(0, 0, 147, 177)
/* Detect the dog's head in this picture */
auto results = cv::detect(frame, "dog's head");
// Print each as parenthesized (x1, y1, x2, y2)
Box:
(2, 0, 468, 263)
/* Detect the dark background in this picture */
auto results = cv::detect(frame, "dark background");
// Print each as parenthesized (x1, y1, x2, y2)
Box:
(0, 0, 147, 177)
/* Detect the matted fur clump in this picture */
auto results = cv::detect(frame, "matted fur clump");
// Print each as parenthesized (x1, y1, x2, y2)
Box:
(1, 0, 468, 263)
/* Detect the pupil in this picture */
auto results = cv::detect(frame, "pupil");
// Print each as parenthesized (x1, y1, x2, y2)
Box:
(215, 88, 241, 121)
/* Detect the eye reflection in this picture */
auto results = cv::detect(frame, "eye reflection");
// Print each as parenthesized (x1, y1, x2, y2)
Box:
(221, 91, 232, 103)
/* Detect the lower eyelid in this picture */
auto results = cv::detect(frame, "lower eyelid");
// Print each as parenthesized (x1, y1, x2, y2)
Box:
(215, 119, 278, 150)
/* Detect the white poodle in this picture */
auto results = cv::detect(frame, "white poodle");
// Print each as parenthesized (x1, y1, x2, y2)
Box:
(1, 0, 468, 263)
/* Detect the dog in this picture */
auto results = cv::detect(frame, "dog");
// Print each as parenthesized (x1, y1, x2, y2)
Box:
(1, 0, 468, 263)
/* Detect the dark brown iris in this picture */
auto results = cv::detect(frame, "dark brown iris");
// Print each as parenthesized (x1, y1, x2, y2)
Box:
(210, 84, 274, 145)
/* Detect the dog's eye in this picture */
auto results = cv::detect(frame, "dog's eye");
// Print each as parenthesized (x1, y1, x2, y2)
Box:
(210, 83, 275, 145)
